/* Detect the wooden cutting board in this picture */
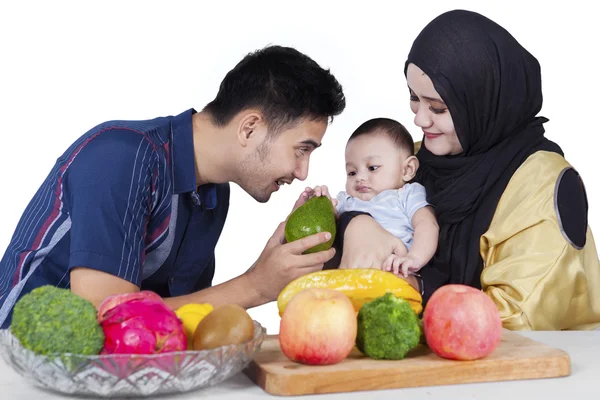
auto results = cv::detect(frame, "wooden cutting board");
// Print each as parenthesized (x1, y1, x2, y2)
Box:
(243, 329, 570, 396)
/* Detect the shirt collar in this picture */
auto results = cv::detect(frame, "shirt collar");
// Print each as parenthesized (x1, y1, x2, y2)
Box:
(170, 108, 217, 209)
(170, 108, 197, 194)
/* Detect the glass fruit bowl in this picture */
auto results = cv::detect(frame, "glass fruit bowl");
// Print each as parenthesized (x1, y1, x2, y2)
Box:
(0, 320, 265, 398)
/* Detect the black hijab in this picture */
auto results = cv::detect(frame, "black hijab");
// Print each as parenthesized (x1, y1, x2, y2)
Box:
(405, 10, 563, 302)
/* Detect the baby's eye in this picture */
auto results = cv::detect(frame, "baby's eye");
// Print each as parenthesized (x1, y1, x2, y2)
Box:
(368, 165, 380, 172)
(347, 171, 356, 176)
(410, 95, 419, 102)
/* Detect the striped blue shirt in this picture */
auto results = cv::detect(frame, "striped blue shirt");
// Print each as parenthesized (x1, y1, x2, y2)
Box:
(0, 108, 229, 328)
(336, 183, 430, 250)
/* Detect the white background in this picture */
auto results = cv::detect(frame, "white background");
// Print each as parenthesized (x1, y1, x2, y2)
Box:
(0, 1, 597, 334)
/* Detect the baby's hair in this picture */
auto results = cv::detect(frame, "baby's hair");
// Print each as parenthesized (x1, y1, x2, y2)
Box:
(348, 118, 414, 155)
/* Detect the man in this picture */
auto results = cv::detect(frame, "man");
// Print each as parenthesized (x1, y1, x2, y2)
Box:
(0, 45, 346, 328)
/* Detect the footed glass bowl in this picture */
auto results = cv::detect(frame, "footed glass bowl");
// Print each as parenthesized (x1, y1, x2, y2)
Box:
(0, 320, 265, 398)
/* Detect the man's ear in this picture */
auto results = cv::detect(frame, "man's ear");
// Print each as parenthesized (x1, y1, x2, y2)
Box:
(402, 155, 419, 181)
(236, 111, 265, 147)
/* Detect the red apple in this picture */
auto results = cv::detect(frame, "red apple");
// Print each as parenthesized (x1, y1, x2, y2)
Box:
(423, 284, 502, 361)
(279, 288, 357, 365)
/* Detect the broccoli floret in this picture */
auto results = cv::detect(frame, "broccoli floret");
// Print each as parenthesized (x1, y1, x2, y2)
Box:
(10, 285, 104, 356)
(356, 292, 421, 359)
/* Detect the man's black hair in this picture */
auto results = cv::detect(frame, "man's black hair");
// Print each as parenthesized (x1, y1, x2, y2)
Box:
(203, 45, 346, 135)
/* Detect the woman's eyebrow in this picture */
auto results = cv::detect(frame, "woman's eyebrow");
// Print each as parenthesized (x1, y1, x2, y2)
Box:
(422, 95, 446, 104)
(408, 87, 445, 104)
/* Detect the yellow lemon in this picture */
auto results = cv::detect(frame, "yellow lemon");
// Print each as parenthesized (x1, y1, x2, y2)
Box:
(175, 303, 214, 349)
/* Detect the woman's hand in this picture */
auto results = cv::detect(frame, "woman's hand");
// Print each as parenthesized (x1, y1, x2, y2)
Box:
(338, 215, 408, 270)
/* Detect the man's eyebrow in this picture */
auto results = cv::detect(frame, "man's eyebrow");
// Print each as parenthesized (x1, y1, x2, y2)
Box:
(300, 139, 321, 148)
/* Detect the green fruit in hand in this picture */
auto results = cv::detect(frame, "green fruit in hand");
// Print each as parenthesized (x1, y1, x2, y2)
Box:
(285, 196, 336, 254)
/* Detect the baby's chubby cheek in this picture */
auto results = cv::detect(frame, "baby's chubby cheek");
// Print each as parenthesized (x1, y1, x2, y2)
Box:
(346, 183, 375, 201)
(354, 191, 375, 202)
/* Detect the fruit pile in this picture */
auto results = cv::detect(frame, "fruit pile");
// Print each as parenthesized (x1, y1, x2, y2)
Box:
(277, 269, 503, 365)
(9, 286, 255, 357)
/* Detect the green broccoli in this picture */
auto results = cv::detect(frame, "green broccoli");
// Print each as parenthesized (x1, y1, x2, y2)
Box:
(10, 285, 104, 356)
(356, 292, 421, 360)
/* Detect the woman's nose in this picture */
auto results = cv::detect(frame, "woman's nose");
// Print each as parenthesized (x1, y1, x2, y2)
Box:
(414, 105, 433, 129)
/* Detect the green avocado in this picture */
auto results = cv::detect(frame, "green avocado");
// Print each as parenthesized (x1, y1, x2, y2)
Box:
(285, 195, 336, 254)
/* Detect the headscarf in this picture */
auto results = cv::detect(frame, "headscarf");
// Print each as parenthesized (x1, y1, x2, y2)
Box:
(405, 10, 563, 302)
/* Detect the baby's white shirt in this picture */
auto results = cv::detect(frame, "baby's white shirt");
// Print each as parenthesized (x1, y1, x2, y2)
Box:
(336, 182, 430, 250)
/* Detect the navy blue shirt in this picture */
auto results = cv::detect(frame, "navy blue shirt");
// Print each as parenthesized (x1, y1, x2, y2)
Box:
(0, 109, 229, 328)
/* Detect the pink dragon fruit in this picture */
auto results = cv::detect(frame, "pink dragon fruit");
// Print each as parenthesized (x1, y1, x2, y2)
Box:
(97, 291, 187, 354)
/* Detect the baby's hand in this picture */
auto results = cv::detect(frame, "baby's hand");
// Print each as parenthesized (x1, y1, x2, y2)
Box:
(303, 185, 338, 210)
(305, 185, 331, 199)
(383, 253, 424, 278)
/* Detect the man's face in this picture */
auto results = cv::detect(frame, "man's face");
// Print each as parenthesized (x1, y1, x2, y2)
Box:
(239, 118, 327, 203)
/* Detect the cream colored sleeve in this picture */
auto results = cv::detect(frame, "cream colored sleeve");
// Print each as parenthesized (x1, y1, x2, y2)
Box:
(479, 152, 600, 331)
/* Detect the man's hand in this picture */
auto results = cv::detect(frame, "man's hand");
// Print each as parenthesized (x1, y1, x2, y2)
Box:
(245, 220, 336, 303)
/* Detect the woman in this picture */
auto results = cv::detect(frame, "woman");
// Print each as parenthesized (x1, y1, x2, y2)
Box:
(335, 9, 600, 330)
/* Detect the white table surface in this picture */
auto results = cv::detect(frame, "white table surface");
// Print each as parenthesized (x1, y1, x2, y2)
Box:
(1, 331, 598, 399)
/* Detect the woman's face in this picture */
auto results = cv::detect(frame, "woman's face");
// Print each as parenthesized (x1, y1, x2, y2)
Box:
(406, 63, 464, 156)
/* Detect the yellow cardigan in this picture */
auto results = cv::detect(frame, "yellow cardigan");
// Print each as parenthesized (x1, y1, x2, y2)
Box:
(416, 142, 600, 330)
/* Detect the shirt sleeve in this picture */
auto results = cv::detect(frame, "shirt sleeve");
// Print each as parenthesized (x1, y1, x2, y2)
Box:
(402, 183, 430, 222)
(482, 223, 600, 330)
(64, 129, 157, 287)
(336, 191, 349, 214)
(479, 152, 600, 331)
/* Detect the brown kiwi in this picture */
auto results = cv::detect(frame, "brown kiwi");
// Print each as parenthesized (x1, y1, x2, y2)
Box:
(192, 304, 254, 350)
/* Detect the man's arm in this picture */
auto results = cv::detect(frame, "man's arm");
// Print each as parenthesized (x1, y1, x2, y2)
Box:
(70, 268, 140, 307)
(64, 129, 163, 304)
(70, 267, 265, 309)
(162, 273, 267, 310)
(70, 222, 335, 310)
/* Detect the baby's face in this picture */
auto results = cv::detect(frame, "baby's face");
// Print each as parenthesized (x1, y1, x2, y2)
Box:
(345, 133, 409, 201)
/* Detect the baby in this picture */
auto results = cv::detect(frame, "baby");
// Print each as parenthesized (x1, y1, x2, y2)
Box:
(314, 118, 439, 277)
